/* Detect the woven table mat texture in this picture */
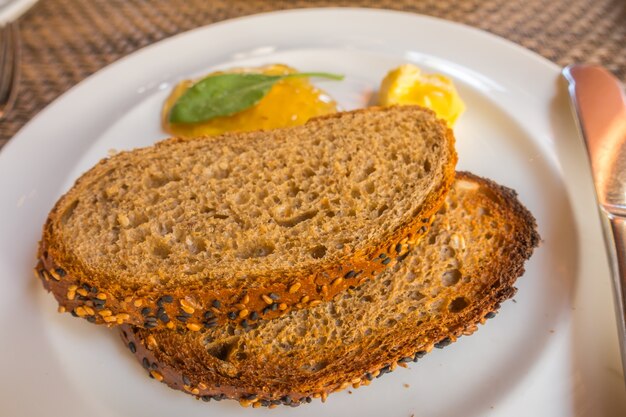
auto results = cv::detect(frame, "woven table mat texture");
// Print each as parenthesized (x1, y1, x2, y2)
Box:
(1, 0, 624, 147)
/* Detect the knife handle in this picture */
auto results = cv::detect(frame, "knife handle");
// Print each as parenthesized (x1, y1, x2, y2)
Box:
(607, 215, 626, 377)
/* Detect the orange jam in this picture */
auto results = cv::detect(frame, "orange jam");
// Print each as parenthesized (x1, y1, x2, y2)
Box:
(162, 64, 338, 137)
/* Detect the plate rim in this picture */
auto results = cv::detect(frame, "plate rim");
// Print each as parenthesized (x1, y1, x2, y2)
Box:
(1, 7, 562, 154)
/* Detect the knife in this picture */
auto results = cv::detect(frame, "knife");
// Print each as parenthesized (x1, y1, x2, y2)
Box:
(563, 64, 626, 379)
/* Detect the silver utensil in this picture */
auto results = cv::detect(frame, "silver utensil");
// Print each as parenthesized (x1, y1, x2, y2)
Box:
(563, 64, 626, 379)
(0, 22, 20, 120)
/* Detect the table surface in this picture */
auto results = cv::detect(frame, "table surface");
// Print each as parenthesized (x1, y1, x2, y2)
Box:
(0, 0, 624, 147)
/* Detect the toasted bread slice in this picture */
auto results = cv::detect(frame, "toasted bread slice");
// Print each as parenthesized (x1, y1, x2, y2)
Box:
(36, 106, 457, 329)
(119, 172, 540, 407)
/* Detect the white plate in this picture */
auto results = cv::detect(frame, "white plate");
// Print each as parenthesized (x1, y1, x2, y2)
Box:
(0, 8, 624, 417)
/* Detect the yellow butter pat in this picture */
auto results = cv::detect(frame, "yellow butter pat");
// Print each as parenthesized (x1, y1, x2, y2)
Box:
(379, 64, 465, 125)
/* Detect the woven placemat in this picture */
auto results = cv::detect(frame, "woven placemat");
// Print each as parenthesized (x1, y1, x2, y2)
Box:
(1, 0, 624, 147)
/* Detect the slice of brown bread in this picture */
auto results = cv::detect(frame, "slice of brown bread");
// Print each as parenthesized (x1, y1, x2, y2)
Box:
(35, 106, 457, 329)
(119, 172, 540, 408)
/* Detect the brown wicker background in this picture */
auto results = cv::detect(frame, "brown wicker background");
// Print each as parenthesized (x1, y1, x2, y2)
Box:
(1, 0, 625, 147)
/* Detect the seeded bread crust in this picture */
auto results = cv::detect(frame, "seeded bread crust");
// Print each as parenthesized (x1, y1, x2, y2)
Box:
(119, 172, 540, 408)
(36, 106, 457, 329)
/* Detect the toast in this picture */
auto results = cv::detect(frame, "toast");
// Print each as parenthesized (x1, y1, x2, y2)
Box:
(119, 172, 540, 407)
(35, 106, 457, 329)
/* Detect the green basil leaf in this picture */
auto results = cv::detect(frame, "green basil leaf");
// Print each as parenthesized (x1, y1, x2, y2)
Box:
(168, 72, 344, 124)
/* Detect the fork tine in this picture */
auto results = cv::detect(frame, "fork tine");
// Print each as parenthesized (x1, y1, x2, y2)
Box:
(0, 25, 10, 105)
(6, 23, 21, 112)
(0, 23, 20, 120)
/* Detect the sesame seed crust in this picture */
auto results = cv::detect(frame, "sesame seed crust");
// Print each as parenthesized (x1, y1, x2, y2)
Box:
(35, 214, 440, 330)
(118, 303, 504, 408)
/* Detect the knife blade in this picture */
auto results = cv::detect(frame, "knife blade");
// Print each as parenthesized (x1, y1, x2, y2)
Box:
(563, 64, 626, 379)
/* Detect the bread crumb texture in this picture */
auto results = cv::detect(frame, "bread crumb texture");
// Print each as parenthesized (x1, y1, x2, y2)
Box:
(48, 106, 453, 288)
